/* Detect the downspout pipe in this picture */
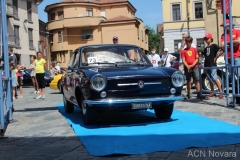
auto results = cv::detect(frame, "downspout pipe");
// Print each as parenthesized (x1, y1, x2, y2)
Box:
(186, 0, 190, 36)
(208, 7, 220, 46)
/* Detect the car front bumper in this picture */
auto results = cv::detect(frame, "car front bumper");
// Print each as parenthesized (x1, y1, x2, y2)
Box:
(84, 95, 183, 110)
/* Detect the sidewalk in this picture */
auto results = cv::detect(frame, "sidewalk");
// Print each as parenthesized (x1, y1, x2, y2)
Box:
(0, 87, 239, 159)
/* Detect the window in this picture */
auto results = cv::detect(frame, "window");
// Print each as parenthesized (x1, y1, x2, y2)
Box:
(58, 31, 62, 42)
(172, 4, 181, 21)
(27, 1, 32, 21)
(86, 8, 93, 16)
(197, 38, 205, 52)
(12, 0, 18, 17)
(58, 11, 64, 20)
(82, 29, 93, 40)
(174, 39, 182, 52)
(60, 52, 66, 63)
(100, 10, 105, 17)
(194, 2, 203, 19)
(142, 30, 144, 42)
(50, 13, 55, 20)
(28, 28, 33, 48)
(14, 25, 20, 46)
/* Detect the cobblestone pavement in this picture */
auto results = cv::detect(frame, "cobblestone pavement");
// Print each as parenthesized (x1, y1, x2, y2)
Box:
(0, 87, 240, 160)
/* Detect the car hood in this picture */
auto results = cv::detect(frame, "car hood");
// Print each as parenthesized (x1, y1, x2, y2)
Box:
(82, 66, 177, 79)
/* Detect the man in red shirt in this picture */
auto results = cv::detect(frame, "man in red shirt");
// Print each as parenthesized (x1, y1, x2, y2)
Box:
(181, 36, 201, 99)
(220, 19, 240, 71)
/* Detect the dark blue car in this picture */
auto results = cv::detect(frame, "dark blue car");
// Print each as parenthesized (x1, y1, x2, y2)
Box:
(62, 44, 185, 125)
(22, 69, 51, 86)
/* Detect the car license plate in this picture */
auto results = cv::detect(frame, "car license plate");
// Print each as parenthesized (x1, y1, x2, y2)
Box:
(132, 102, 152, 109)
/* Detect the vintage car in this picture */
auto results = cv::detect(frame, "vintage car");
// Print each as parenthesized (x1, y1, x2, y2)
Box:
(62, 44, 185, 125)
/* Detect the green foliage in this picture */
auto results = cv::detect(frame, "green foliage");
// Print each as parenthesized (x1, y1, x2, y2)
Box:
(146, 25, 160, 54)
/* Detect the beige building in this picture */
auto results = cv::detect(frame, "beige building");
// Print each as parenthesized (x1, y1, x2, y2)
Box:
(45, 0, 148, 68)
(162, 0, 240, 53)
(162, 0, 205, 53)
(6, 0, 42, 67)
(204, 0, 240, 46)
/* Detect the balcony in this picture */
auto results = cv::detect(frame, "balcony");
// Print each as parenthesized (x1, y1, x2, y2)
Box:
(6, 4, 18, 18)
(48, 16, 106, 31)
(8, 35, 20, 48)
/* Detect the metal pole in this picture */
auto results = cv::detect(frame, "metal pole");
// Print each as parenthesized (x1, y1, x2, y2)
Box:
(222, 0, 230, 106)
(1, 0, 12, 121)
(186, 0, 190, 36)
(228, 0, 235, 107)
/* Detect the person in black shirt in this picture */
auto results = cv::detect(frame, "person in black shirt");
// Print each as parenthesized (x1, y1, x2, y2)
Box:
(203, 33, 223, 99)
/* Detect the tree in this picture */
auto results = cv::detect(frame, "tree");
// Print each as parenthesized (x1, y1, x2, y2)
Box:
(146, 25, 160, 54)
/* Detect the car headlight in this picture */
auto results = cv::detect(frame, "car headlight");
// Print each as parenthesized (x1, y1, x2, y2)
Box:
(171, 71, 185, 87)
(90, 74, 107, 91)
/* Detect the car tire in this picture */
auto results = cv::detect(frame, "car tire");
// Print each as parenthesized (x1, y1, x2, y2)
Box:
(63, 95, 74, 113)
(154, 103, 174, 119)
(202, 73, 223, 91)
(81, 98, 96, 125)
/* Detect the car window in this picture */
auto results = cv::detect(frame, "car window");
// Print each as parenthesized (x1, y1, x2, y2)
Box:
(81, 46, 149, 65)
(73, 51, 79, 68)
(68, 53, 75, 67)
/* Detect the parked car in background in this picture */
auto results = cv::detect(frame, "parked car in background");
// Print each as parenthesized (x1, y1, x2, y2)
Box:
(62, 44, 185, 125)
(22, 69, 51, 86)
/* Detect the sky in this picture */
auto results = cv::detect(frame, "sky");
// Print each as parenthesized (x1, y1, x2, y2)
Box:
(38, 0, 163, 30)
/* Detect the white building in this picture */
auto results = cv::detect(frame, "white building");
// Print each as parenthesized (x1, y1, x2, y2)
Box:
(6, 0, 42, 66)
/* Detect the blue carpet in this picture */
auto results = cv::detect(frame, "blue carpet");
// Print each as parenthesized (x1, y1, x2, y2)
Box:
(57, 104, 240, 156)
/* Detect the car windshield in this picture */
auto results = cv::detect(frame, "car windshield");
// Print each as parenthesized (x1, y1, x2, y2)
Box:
(81, 46, 150, 66)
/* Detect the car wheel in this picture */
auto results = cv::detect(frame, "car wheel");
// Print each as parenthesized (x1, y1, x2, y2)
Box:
(154, 103, 174, 119)
(63, 95, 74, 113)
(202, 74, 222, 91)
(81, 98, 96, 125)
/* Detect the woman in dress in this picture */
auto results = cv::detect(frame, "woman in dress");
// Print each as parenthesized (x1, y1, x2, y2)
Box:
(10, 62, 18, 99)
(30, 55, 39, 93)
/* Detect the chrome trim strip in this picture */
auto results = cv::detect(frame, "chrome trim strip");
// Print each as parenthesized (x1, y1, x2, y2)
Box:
(84, 95, 183, 106)
(117, 82, 162, 86)
(117, 83, 138, 86)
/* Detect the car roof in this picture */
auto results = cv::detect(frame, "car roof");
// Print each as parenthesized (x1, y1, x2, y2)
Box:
(78, 44, 140, 50)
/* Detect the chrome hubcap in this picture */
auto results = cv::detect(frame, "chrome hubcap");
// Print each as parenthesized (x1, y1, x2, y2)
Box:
(82, 101, 87, 115)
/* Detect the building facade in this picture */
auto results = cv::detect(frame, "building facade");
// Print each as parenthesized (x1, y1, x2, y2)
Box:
(6, 0, 42, 67)
(39, 20, 49, 69)
(45, 0, 148, 68)
(162, 0, 240, 53)
(162, 0, 205, 53)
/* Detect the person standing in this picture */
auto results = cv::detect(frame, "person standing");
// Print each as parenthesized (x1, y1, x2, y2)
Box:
(16, 64, 23, 98)
(30, 55, 39, 93)
(181, 36, 201, 99)
(50, 63, 58, 80)
(34, 52, 46, 100)
(203, 33, 223, 99)
(8, 48, 18, 67)
(178, 33, 196, 73)
(113, 36, 119, 44)
(160, 48, 177, 67)
(148, 46, 161, 67)
(10, 62, 18, 99)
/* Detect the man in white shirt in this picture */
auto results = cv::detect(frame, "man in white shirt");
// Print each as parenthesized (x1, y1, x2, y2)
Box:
(160, 48, 177, 67)
(178, 33, 196, 72)
(148, 46, 161, 67)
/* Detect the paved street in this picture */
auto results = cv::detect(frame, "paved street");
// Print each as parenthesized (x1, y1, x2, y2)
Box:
(0, 87, 240, 160)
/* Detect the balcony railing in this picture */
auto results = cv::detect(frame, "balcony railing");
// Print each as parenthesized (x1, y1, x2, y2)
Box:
(6, 4, 18, 18)
(8, 35, 20, 47)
